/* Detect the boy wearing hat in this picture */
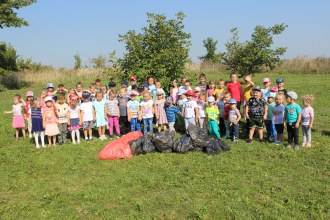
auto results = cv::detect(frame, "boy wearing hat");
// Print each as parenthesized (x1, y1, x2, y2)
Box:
(164, 97, 180, 131)
(265, 92, 277, 142)
(127, 90, 141, 132)
(245, 86, 268, 144)
(117, 88, 130, 134)
(284, 91, 302, 150)
(181, 90, 199, 130)
(228, 98, 241, 142)
(205, 96, 221, 139)
(276, 77, 288, 97)
(127, 76, 137, 93)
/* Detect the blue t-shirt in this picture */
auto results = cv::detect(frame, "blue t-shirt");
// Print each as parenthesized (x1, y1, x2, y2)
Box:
(165, 105, 180, 122)
(127, 100, 140, 118)
(217, 100, 225, 118)
(285, 103, 301, 123)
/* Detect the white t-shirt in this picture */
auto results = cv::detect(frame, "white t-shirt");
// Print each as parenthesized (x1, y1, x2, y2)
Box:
(197, 101, 206, 118)
(80, 102, 94, 122)
(183, 100, 198, 118)
(140, 99, 154, 119)
(69, 106, 81, 119)
(272, 104, 284, 124)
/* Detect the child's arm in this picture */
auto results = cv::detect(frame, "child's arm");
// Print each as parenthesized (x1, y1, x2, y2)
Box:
(155, 104, 159, 120)
(66, 111, 70, 126)
(138, 106, 142, 121)
(296, 112, 302, 128)
(283, 110, 287, 125)
(104, 106, 109, 120)
(310, 116, 314, 128)
(80, 110, 84, 125)
(42, 110, 46, 129)
(234, 110, 241, 125)
(245, 105, 250, 119)
(181, 108, 185, 118)
(194, 107, 199, 124)
(92, 107, 96, 122)
(127, 107, 131, 122)
(263, 105, 268, 120)
(78, 110, 82, 125)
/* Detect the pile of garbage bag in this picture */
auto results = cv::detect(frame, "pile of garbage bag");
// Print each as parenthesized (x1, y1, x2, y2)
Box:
(98, 124, 230, 160)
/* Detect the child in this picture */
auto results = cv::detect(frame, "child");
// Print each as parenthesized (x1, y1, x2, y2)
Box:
(265, 92, 277, 142)
(272, 94, 285, 145)
(24, 91, 34, 138)
(95, 79, 102, 92)
(67, 97, 82, 144)
(181, 90, 199, 130)
(118, 88, 130, 134)
(228, 98, 241, 142)
(105, 91, 121, 138)
(55, 94, 69, 145)
(107, 82, 117, 94)
(222, 91, 231, 139)
(4, 94, 26, 139)
(176, 90, 188, 133)
(276, 77, 288, 97)
(164, 97, 180, 131)
(183, 80, 192, 92)
(261, 78, 271, 101)
(80, 91, 95, 141)
(245, 86, 268, 144)
(170, 79, 179, 104)
(127, 90, 141, 132)
(301, 94, 314, 148)
(75, 82, 84, 100)
(205, 96, 220, 139)
(147, 76, 156, 92)
(242, 75, 254, 135)
(284, 91, 302, 150)
(197, 93, 207, 129)
(139, 91, 155, 134)
(213, 79, 225, 97)
(31, 98, 45, 148)
(206, 80, 216, 98)
(216, 92, 226, 137)
(226, 72, 243, 110)
(43, 96, 59, 146)
(55, 84, 67, 101)
(151, 81, 166, 101)
(89, 83, 97, 102)
(46, 83, 56, 99)
(178, 75, 189, 95)
(196, 73, 208, 93)
(193, 87, 201, 102)
(127, 76, 137, 93)
(94, 92, 108, 140)
(154, 90, 168, 132)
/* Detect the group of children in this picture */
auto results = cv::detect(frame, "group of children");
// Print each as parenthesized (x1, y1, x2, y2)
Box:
(4, 73, 314, 150)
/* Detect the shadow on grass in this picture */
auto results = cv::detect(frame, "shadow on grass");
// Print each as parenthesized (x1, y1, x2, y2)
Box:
(321, 130, 330, 136)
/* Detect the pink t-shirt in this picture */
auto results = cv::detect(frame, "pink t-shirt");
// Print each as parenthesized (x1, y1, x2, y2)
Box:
(301, 106, 314, 126)
(206, 89, 215, 97)
(43, 107, 58, 124)
(171, 87, 179, 103)
(226, 82, 242, 102)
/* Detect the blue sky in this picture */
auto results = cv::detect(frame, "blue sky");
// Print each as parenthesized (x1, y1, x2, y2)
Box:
(1, 0, 330, 68)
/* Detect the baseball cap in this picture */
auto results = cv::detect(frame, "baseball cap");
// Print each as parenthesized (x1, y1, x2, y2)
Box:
(207, 96, 215, 102)
(228, 98, 237, 104)
(129, 90, 139, 96)
(47, 83, 54, 88)
(26, 91, 34, 97)
(44, 96, 53, 102)
(143, 82, 149, 88)
(263, 78, 271, 83)
(121, 81, 128, 87)
(194, 86, 201, 92)
(276, 77, 284, 83)
(165, 97, 173, 105)
(108, 82, 117, 87)
(268, 92, 276, 99)
(287, 91, 298, 100)
(130, 76, 137, 81)
(270, 86, 278, 92)
(178, 89, 186, 96)
(185, 90, 194, 97)
(82, 91, 91, 98)
(252, 86, 261, 91)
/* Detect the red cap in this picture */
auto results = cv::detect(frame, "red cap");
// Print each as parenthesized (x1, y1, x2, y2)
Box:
(185, 90, 194, 97)
(130, 76, 136, 81)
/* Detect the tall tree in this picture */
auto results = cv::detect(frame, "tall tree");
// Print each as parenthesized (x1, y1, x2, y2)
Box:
(0, 0, 36, 29)
(119, 12, 191, 92)
(200, 37, 221, 63)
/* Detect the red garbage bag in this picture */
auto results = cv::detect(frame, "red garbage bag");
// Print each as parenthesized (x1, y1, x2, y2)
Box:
(98, 142, 133, 160)
(120, 131, 143, 143)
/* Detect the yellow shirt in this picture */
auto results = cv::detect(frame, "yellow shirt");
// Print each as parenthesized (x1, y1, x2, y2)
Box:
(213, 88, 225, 96)
(243, 83, 253, 102)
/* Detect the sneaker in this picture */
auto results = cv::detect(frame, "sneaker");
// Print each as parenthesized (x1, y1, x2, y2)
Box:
(103, 136, 108, 140)
(72, 141, 76, 145)
(99, 136, 104, 141)
(29, 134, 33, 138)
(246, 139, 253, 144)
(109, 135, 114, 139)
(285, 144, 292, 149)
(233, 139, 239, 142)
(85, 137, 89, 141)
(89, 136, 93, 140)
(117, 134, 122, 138)
(294, 145, 299, 150)
(42, 145, 46, 148)
(36, 145, 40, 149)
(77, 140, 81, 144)
(306, 143, 311, 148)
(259, 139, 266, 143)
(302, 142, 306, 147)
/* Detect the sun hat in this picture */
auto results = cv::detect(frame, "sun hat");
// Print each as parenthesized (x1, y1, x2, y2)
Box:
(26, 91, 34, 97)
(268, 92, 276, 99)
(185, 90, 194, 97)
(207, 96, 215, 102)
(263, 78, 271, 83)
(44, 96, 53, 102)
(47, 83, 54, 88)
(276, 77, 284, 83)
(70, 96, 78, 101)
(252, 86, 261, 91)
(129, 90, 139, 96)
(228, 98, 237, 104)
(178, 89, 186, 96)
(194, 86, 201, 92)
(287, 91, 298, 100)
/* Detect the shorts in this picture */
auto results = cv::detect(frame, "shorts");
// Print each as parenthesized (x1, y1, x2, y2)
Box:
(275, 124, 284, 134)
(249, 117, 264, 129)
(83, 121, 94, 129)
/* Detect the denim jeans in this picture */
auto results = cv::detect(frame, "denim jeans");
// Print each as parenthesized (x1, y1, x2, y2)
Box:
(230, 123, 239, 140)
(265, 120, 277, 140)
(143, 117, 153, 134)
(130, 118, 141, 132)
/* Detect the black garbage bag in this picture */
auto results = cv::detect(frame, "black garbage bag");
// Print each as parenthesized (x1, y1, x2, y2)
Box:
(173, 135, 193, 154)
(219, 139, 231, 151)
(142, 135, 156, 154)
(203, 140, 223, 155)
(129, 137, 143, 155)
(150, 130, 175, 153)
(187, 124, 209, 148)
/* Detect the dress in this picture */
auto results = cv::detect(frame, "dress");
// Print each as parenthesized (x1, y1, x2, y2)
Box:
(43, 107, 59, 136)
(68, 106, 82, 131)
(12, 104, 25, 128)
(31, 107, 43, 132)
(93, 100, 107, 127)
(155, 99, 168, 125)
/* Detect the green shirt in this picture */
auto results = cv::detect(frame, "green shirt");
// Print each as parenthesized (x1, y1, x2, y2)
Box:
(285, 103, 301, 123)
(206, 106, 219, 121)
(267, 102, 275, 120)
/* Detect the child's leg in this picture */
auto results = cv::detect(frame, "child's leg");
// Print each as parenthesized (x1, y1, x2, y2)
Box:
(257, 128, 264, 140)
(306, 126, 312, 145)
(84, 129, 88, 139)
(58, 124, 63, 144)
(245, 118, 250, 137)
(52, 135, 56, 145)
(71, 130, 76, 143)
(98, 126, 103, 138)
(75, 130, 80, 143)
(41, 131, 45, 147)
(88, 128, 92, 139)
(130, 118, 136, 132)
(143, 119, 148, 134)
(21, 128, 26, 138)
(113, 117, 120, 135)
(293, 122, 299, 145)
(148, 118, 153, 133)
(249, 127, 255, 140)
(48, 136, 52, 145)
(62, 123, 68, 143)
(302, 125, 307, 145)
(168, 122, 175, 131)
(272, 121, 277, 140)
(234, 124, 239, 139)
(34, 132, 40, 147)
(163, 124, 167, 131)
(211, 121, 220, 139)
(136, 119, 141, 131)
(108, 117, 114, 136)
(225, 120, 230, 138)
(101, 126, 106, 136)
(287, 124, 293, 145)
(157, 124, 161, 132)
(15, 128, 19, 139)
(265, 120, 272, 139)
(28, 117, 32, 137)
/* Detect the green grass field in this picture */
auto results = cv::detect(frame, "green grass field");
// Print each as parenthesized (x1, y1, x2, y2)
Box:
(0, 73, 329, 219)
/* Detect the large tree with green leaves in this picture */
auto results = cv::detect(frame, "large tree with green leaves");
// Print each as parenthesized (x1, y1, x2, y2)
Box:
(223, 24, 287, 77)
(0, 42, 18, 74)
(0, 0, 36, 29)
(200, 37, 222, 63)
(119, 12, 191, 92)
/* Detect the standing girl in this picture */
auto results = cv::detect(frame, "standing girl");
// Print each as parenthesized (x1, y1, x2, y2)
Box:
(301, 94, 314, 148)
(43, 96, 59, 146)
(272, 94, 285, 145)
(105, 91, 121, 138)
(67, 97, 82, 144)
(197, 93, 207, 129)
(93, 92, 107, 140)
(139, 91, 155, 134)
(4, 94, 26, 139)
(170, 79, 179, 104)
(24, 91, 34, 138)
(205, 96, 220, 139)
(31, 98, 45, 148)
(154, 90, 168, 132)
(80, 91, 95, 141)
(206, 80, 216, 98)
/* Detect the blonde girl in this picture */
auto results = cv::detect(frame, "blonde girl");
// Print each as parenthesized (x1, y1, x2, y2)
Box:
(43, 96, 59, 146)
(93, 92, 107, 140)
(301, 94, 315, 148)
(67, 97, 82, 144)
(207, 79, 216, 98)
(31, 98, 45, 148)
(4, 94, 26, 139)
(24, 91, 34, 138)
(154, 90, 168, 132)
(197, 93, 207, 129)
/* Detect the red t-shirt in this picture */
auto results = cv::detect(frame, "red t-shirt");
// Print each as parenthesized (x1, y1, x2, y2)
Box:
(226, 82, 242, 102)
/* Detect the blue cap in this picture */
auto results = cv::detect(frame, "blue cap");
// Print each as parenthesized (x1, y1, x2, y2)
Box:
(207, 96, 215, 102)
(228, 98, 237, 104)
(276, 77, 284, 83)
(143, 82, 149, 88)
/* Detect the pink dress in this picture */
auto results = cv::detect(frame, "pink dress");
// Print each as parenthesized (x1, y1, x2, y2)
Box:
(171, 87, 179, 103)
(43, 107, 60, 136)
(12, 104, 25, 128)
(155, 99, 168, 125)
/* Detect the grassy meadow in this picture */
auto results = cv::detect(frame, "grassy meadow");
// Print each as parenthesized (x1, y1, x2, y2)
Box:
(0, 70, 329, 219)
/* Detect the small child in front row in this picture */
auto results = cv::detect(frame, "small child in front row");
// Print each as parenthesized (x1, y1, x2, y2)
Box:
(164, 97, 180, 132)
(216, 92, 226, 138)
(181, 90, 199, 130)
(31, 98, 45, 148)
(154, 90, 168, 132)
(80, 92, 95, 141)
(4, 94, 26, 139)
(25, 91, 34, 138)
(67, 97, 82, 144)
(222, 91, 231, 139)
(265, 92, 277, 142)
(127, 90, 141, 132)
(205, 96, 220, 139)
(105, 91, 121, 138)
(55, 94, 69, 145)
(272, 94, 285, 145)
(43, 97, 60, 146)
(94, 92, 108, 140)
(301, 94, 314, 148)
(284, 91, 301, 150)
(228, 98, 241, 142)
(197, 93, 207, 129)
(139, 91, 155, 134)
